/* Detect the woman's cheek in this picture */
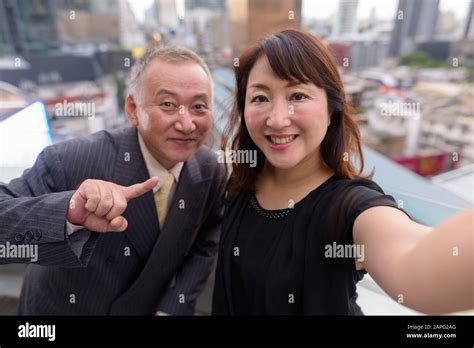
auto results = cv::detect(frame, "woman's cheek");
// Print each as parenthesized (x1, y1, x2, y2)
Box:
(245, 106, 262, 130)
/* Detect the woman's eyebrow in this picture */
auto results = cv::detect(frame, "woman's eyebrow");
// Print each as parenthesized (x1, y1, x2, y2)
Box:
(248, 83, 270, 91)
(248, 81, 307, 90)
(286, 80, 305, 88)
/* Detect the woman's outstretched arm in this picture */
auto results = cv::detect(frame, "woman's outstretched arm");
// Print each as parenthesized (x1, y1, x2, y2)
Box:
(353, 206, 473, 314)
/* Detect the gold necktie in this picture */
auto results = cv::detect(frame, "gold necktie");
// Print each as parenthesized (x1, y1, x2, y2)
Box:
(154, 172, 174, 229)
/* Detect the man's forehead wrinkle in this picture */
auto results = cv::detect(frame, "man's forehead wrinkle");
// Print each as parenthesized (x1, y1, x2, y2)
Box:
(146, 75, 210, 89)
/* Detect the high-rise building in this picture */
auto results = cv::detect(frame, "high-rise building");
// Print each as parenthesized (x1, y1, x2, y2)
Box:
(185, 0, 226, 12)
(453, 0, 474, 67)
(389, 0, 440, 57)
(54, 0, 145, 50)
(182, 6, 230, 54)
(160, 0, 179, 28)
(54, 0, 120, 46)
(144, 0, 160, 28)
(0, 0, 18, 55)
(145, 0, 179, 29)
(0, 0, 146, 54)
(332, 0, 359, 38)
(228, 0, 302, 56)
(0, 0, 59, 54)
(464, 0, 473, 39)
(118, 0, 146, 49)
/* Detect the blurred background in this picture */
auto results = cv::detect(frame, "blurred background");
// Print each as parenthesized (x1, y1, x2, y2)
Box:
(0, 0, 473, 315)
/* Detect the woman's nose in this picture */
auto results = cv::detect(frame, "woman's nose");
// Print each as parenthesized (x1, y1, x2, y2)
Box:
(266, 100, 292, 129)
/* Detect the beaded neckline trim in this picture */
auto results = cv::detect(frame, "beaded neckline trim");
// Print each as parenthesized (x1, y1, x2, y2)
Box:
(250, 194, 291, 219)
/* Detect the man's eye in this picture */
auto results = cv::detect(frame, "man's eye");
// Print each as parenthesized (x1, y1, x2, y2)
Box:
(161, 102, 176, 109)
(291, 93, 308, 101)
(194, 104, 208, 112)
(251, 95, 268, 103)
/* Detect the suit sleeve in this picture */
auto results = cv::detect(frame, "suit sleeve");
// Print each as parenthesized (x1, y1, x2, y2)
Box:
(156, 163, 227, 315)
(0, 144, 98, 267)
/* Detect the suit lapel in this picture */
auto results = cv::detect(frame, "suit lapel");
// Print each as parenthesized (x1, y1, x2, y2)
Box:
(160, 154, 205, 239)
(112, 127, 159, 259)
(111, 152, 208, 310)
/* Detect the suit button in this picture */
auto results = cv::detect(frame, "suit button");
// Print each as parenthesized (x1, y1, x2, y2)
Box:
(14, 233, 24, 242)
(106, 256, 115, 264)
(33, 230, 42, 241)
(24, 231, 33, 242)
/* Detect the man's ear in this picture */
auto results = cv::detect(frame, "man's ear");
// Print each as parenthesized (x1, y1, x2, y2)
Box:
(125, 95, 139, 127)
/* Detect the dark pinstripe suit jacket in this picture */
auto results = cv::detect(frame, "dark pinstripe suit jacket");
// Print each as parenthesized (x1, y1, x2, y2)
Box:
(0, 126, 226, 315)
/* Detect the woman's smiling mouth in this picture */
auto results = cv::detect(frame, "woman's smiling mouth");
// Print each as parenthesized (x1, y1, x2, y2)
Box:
(266, 134, 298, 149)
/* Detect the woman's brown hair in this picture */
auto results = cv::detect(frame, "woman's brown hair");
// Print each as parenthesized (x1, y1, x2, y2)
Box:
(222, 29, 368, 193)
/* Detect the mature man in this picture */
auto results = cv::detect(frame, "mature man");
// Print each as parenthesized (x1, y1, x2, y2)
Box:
(0, 46, 226, 315)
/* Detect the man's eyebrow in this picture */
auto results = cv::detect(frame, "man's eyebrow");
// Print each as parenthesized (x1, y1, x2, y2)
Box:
(155, 89, 177, 97)
(155, 89, 209, 100)
(193, 93, 210, 100)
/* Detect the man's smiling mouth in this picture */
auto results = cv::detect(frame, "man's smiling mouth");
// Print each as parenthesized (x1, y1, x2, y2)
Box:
(169, 138, 197, 144)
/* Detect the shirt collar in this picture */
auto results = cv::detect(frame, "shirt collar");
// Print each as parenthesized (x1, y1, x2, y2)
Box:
(138, 132, 184, 193)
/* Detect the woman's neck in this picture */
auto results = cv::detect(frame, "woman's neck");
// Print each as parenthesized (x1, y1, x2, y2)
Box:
(262, 152, 332, 189)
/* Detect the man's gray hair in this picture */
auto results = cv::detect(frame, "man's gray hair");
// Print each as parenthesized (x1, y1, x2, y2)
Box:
(128, 46, 212, 100)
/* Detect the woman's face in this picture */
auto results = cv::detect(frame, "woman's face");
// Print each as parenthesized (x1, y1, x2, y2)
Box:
(244, 55, 331, 170)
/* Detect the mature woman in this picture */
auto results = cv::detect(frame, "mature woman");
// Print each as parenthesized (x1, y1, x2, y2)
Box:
(212, 29, 473, 315)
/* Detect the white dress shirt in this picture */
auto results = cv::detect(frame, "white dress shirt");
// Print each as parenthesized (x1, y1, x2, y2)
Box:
(138, 132, 183, 206)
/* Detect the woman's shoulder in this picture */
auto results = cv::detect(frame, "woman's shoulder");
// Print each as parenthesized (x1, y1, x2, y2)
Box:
(302, 175, 387, 205)
(317, 175, 403, 224)
(300, 174, 399, 225)
(301, 175, 401, 246)
(330, 175, 384, 193)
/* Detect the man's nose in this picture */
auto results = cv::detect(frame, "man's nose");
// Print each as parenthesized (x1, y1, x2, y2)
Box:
(175, 107, 197, 133)
(266, 99, 291, 129)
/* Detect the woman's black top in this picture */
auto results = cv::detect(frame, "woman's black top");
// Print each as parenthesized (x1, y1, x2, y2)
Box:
(212, 175, 411, 315)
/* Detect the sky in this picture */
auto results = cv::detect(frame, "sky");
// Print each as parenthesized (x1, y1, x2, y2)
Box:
(129, 0, 471, 23)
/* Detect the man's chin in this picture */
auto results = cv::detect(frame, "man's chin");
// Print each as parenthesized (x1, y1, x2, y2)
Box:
(159, 139, 205, 165)
(164, 149, 197, 164)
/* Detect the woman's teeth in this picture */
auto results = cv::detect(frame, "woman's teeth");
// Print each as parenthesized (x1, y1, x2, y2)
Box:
(270, 135, 296, 145)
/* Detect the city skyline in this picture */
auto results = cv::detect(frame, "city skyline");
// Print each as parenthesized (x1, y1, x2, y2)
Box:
(129, 0, 470, 22)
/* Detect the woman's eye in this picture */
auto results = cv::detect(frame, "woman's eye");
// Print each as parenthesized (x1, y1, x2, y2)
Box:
(251, 95, 268, 103)
(291, 93, 308, 101)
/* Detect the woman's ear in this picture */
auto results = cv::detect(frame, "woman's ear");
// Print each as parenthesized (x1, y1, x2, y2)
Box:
(125, 95, 139, 127)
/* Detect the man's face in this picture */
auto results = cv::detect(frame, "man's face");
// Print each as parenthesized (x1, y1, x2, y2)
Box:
(126, 59, 212, 169)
